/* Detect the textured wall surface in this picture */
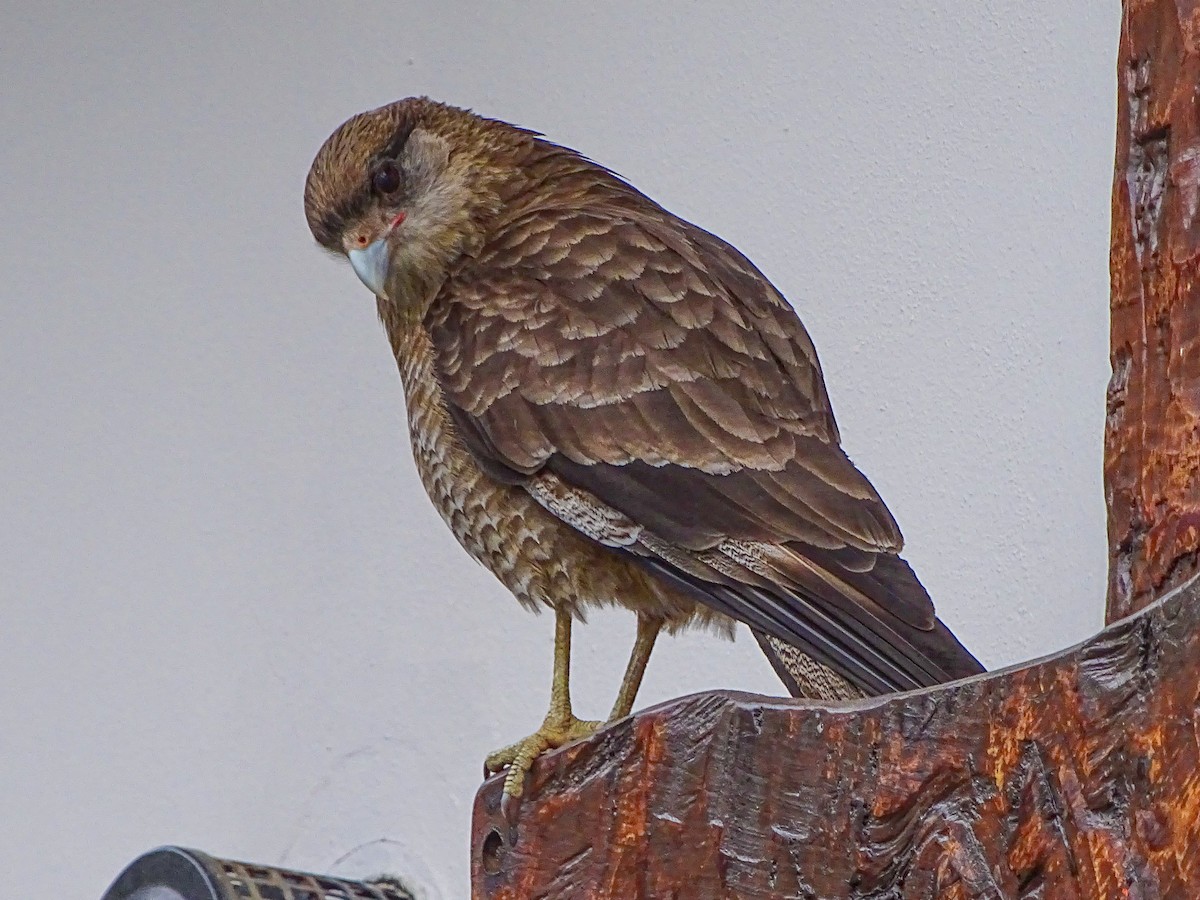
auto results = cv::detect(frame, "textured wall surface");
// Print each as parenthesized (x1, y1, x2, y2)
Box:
(0, 4, 1117, 898)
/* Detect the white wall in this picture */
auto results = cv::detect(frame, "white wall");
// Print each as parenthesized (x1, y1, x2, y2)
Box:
(0, 4, 1118, 898)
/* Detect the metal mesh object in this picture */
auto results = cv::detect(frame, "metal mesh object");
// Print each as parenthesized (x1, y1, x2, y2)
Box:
(101, 846, 417, 900)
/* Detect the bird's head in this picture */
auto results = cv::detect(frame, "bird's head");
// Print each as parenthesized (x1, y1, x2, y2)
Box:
(304, 97, 521, 307)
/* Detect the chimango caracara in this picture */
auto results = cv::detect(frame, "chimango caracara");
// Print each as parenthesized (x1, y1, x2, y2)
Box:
(304, 97, 984, 804)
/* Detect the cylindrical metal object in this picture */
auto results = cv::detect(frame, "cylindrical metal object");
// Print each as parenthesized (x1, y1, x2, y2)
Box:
(100, 846, 416, 900)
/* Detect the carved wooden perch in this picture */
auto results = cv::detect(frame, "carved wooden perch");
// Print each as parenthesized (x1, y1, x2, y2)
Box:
(472, 576, 1200, 898)
(470, 3, 1200, 896)
(1106, 0, 1200, 621)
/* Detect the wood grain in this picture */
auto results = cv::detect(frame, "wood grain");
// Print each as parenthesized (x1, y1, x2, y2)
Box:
(472, 574, 1200, 899)
(1107, 0, 1200, 621)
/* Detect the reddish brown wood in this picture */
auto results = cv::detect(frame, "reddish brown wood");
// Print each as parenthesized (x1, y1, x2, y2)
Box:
(472, 575, 1200, 898)
(1108, 0, 1200, 622)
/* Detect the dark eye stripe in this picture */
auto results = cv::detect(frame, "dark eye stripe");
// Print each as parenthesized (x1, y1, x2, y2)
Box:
(312, 119, 418, 249)
(377, 120, 417, 163)
(315, 194, 369, 248)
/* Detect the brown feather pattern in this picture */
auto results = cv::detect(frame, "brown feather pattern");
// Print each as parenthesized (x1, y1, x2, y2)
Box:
(426, 169, 981, 693)
(305, 98, 983, 700)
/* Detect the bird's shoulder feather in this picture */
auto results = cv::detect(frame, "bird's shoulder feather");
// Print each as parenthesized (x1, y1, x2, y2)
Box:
(427, 204, 903, 554)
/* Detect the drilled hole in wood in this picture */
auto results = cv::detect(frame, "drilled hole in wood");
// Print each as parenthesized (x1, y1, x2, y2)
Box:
(481, 827, 505, 875)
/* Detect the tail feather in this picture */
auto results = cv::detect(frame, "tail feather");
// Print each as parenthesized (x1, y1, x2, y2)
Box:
(631, 546, 984, 698)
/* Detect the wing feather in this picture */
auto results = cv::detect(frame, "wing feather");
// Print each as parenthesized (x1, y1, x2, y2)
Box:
(428, 203, 983, 695)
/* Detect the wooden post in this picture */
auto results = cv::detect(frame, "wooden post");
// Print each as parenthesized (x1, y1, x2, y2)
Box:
(1107, 0, 1200, 622)
(470, 5, 1200, 896)
(472, 577, 1200, 898)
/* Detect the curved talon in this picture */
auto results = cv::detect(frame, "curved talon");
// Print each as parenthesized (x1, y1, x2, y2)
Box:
(482, 608, 610, 821)
(483, 715, 601, 806)
(501, 790, 520, 828)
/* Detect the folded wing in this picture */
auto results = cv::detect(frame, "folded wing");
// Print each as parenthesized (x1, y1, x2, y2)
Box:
(427, 205, 983, 695)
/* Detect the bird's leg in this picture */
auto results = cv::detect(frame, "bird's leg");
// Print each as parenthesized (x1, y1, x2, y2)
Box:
(484, 605, 600, 802)
(607, 614, 662, 722)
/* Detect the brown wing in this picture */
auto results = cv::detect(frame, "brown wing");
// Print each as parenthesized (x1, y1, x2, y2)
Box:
(428, 205, 983, 695)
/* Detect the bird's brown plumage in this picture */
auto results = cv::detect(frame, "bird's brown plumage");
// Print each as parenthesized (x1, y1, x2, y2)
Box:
(304, 97, 983, 707)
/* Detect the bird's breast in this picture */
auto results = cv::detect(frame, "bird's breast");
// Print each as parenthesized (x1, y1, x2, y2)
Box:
(385, 318, 533, 597)
(380, 315, 624, 616)
(377, 313, 699, 627)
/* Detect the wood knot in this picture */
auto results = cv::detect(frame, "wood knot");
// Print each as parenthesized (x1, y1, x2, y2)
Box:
(1135, 806, 1171, 852)
(481, 826, 506, 875)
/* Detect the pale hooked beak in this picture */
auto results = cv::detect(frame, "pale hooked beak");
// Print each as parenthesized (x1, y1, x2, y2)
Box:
(348, 236, 391, 298)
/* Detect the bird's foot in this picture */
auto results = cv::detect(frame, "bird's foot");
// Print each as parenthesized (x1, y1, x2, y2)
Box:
(484, 712, 601, 807)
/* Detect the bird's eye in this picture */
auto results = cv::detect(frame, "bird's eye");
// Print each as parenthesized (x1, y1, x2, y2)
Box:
(371, 162, 402, 195)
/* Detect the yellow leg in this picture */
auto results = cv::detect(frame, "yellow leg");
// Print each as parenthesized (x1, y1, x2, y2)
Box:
(484, 606, 599, 802)
(608, 614, 662, 722)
